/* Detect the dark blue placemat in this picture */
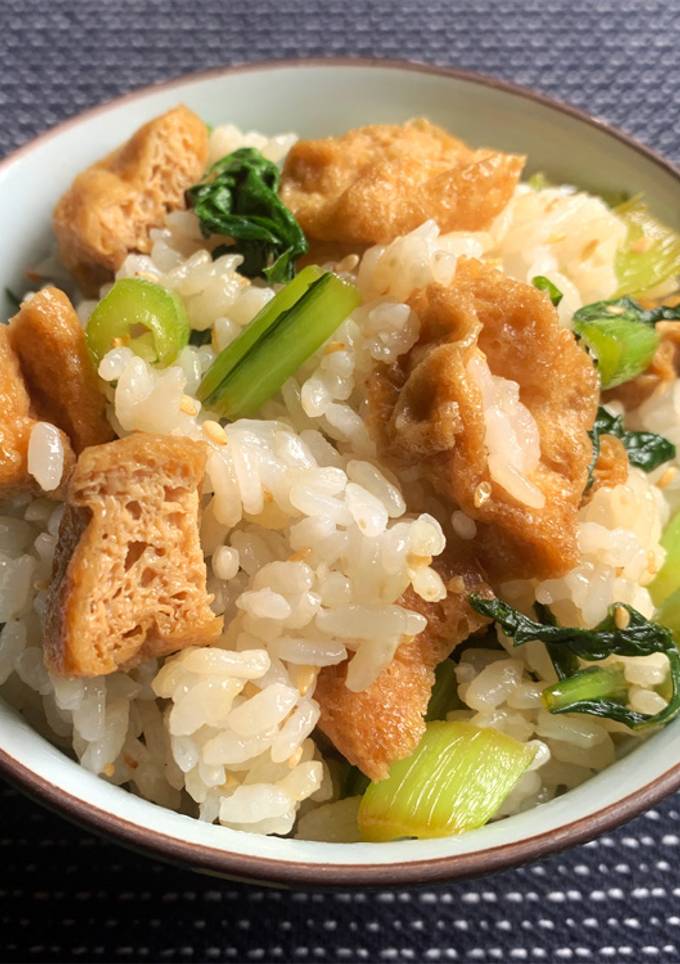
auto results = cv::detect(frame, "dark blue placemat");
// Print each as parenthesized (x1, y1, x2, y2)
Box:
(1, 1, 680, 962)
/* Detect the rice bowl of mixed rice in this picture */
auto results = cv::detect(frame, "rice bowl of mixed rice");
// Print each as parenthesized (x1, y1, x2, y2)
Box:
(1, 60, 680, 885)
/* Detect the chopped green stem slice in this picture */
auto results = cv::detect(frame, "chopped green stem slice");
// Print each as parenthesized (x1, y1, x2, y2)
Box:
(425, 659, 461, 721)
(86, 278, 190, 368)
(197, 265, 322, 402)
(532, 275, 563, 306)
(357, 722, 535, 842)
(204, 271, 359, 420)
(573, 299, 661, 389)
(614, 196, 680, 298)
(526, 171, 552, 191)
(542, 666, 627, 712)
(650, 510, 680, 607)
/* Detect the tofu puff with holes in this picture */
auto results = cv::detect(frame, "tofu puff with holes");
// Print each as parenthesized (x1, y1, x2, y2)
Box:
(280, 118, 524, 248)
(44, 433, 222, 677)
(316, 547, 492, 781)
(53, 105, 209, 295)
(369, 258, 599, 583)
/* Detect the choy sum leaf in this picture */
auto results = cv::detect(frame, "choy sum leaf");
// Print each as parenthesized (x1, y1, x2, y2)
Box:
(532, 275, 563, 306)
(587, 405, 675, 486)
(468, 595, 680, 730)
(186, 147, 308, 284)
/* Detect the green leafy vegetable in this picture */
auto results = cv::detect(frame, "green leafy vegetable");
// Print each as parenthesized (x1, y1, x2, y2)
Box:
(357, 721, 535, 841)
(425, 659, 461, 722)
(587, 406, 675, 487)
(468, 594, 680, 729)
(650, 510, 680, 607)
(199, 269, 359, 420)
(532, 275, 563, 306)
(186, 147, 308, 283)
(614, 196, 680, 298)
(86, 278, 190, 368)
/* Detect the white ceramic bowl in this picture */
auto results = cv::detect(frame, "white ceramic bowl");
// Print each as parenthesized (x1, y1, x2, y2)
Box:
(1, 59, 679, 887)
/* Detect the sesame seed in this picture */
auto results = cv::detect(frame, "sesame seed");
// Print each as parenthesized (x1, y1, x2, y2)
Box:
(287, 747, 304, 769)
(629, 236, 652, 254)
(294, 665, 316, 697)
(581, 239, 599, 259)
(102, 763, 115, 778)
(658, 466, 678, 490)
(180, 394, 200, 416)
(474, 481, 492, 508)
(324, 341, 347, 354)
(202, 420, 228, 445)
(288, 547, 312, 562)
(615, 606, 631, 630)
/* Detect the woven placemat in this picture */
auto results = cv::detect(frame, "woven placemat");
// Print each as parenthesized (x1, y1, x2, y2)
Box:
(1, 1, 680, 961)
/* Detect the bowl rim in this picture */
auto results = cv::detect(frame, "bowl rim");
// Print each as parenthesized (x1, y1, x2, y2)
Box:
(1, 55, 679, 888)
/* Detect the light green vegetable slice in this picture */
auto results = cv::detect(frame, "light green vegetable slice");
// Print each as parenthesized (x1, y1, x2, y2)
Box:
(615, 196, 680, 298)
(425, 660, 460, 722)
(650, 510, 680, 607)
(203, 271, 359, 420)
(357, 721, 535, 842)
(86, 278, 190, 368)
(197, 264, 323, 402)
(542, 665, 627, 713)
(572, 298, 660, 389)
(657, 589, 680, 641)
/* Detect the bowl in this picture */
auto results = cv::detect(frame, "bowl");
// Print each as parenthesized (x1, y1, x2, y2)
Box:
(1, 58, 679, 887)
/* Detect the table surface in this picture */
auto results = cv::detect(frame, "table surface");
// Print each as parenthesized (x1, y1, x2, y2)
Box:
(1, 1, 680, 962)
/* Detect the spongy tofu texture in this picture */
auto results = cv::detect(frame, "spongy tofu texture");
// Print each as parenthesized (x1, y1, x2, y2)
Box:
(315, 548, 491, 781)
(53, 105, 209, 295)
(44, 433, 223, 677)
(9, 286, 114, 453)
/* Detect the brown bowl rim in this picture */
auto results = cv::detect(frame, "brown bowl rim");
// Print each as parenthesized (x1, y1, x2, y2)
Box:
(1, 56, 679, 888)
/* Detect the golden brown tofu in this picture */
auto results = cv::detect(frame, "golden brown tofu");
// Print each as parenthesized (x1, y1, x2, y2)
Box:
(589, 434, 629, 496)
(0, 327, 39, 495)
(280, 119, 524, 247)
(315, 549, 491, 780)
(9, 287, 114, 453)
(606, 320, 680, 411)
(369, 258, 599, 583)
(0, 327, 75, 498)
(53, 105, 209, 295)
(44, 433, 223, 677)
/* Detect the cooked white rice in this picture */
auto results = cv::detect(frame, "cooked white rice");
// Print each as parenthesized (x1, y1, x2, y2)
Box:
(0, 123, 675, 842)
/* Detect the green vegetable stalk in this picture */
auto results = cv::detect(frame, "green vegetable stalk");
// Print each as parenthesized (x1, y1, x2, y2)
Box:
(650, 510, 680, 607)
(614, 196, 680, 298)
(86, 278, 190, 368)
(186, 147, 308, 283)
(357, 721, 535, 841)
(199, 269, 359, 420)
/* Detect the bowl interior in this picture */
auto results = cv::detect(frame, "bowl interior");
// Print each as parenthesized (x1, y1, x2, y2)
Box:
(1, 60, 679, 884)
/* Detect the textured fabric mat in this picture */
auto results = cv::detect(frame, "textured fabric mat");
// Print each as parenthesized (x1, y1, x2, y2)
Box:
(1, 1, 680, 962)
